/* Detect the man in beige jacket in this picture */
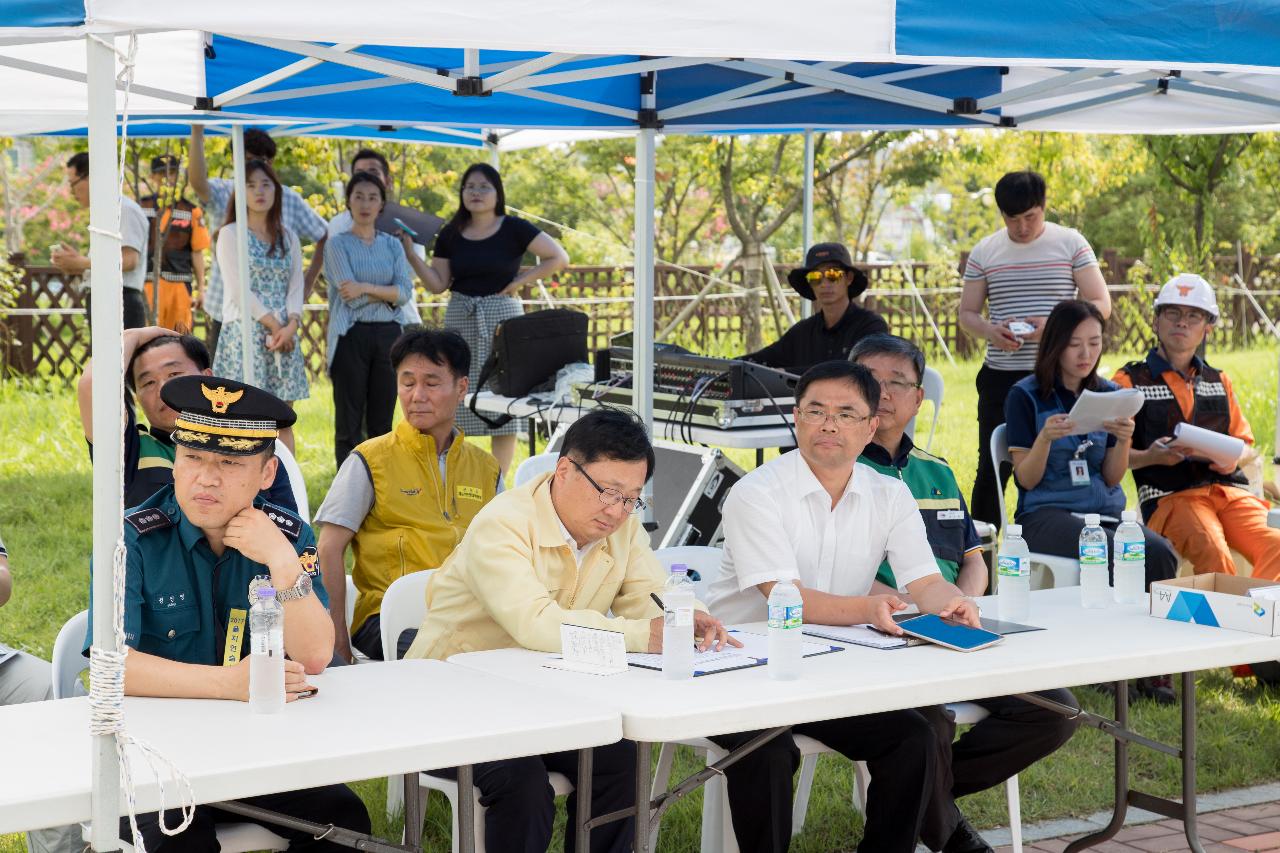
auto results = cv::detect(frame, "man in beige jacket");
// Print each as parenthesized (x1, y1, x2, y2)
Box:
(407, 407, 734, 853)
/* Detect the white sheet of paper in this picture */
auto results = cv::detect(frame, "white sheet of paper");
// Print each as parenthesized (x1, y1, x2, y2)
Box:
(803, 624, 909, 649)
(1168, 422, 1245, 469)
(543, 623, 628, 676)
(625, 629, 838, 674)
(1065, 388, 1145, 435)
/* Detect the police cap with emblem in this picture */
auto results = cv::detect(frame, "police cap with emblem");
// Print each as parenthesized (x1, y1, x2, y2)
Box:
(160, 375, 296, 456)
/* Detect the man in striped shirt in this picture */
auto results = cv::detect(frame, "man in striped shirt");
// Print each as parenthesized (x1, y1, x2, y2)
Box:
(959, 171, 1110, 530)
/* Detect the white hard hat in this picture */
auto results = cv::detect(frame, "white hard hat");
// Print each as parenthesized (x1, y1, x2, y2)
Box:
(1154, 273, 1219, 320)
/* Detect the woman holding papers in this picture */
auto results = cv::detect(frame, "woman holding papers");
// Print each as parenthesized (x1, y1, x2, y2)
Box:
(1004, 300, 1179, 593)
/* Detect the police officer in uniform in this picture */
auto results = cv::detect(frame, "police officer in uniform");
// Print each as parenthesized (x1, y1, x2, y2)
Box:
(90, 375, 370, 851)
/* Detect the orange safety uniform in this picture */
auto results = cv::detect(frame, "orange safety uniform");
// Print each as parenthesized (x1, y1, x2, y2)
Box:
(140, 197, 210, 333)
(1114, 350, 1280, 581)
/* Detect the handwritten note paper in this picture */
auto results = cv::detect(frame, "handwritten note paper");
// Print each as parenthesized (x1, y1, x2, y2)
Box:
(543, 623, 629, 676)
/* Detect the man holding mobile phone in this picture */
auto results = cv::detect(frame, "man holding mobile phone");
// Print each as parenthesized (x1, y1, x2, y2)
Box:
(705, 361, 991, 853)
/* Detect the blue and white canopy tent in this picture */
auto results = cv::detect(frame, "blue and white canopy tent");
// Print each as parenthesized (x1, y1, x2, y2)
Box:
(5, 1, 1280, 849)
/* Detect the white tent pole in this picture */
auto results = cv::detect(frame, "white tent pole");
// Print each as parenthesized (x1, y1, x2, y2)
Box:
(800, 128, 814, 319)
(485, 130, 500, 168)
(85, 32, 123, 853)
(634, 89, 656, 515)
(232, 125, 255, 385)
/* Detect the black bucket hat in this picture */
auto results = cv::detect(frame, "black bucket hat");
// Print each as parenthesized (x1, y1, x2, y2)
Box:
(786, 242, 869, 301)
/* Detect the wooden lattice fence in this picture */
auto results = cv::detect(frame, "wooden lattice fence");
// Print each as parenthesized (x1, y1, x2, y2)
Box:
(6, 251, 1280, 385)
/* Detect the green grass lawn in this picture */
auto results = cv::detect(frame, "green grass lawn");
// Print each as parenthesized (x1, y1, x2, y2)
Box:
(2, 349, 1280, 852)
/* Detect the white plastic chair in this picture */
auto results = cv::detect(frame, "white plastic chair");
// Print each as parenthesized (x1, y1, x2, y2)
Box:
(273, 442, 310, 524)
(60, 611, 288, 852)
(51, 609, 89, 699)
(513, 451, 559, 487)
(377, 570, 571, 850)
(990, 424, 1080, 589)
(344, 575, 358, 633)
(904, 365, 945, 453)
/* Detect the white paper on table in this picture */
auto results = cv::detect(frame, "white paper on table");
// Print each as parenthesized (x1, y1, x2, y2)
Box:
(543, 623, 628, 676)
(803, 623, 910, 649)
(1247, 584, 1280, 601)
(625, 629, 841, 675)
(1167, 423, 1245, 470)
(1065, 388, 1145, 435)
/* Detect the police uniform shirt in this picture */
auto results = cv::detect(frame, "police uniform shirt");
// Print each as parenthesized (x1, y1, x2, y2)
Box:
(87, 485, 327, 665)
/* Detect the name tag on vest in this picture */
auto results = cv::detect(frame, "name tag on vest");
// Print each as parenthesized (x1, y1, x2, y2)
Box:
(456, 485, 484, 502)
(937, 510, 965, 521)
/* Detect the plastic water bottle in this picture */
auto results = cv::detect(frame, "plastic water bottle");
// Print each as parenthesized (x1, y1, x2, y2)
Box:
(767, 576, 803, 681)
(662, 565, 695, 680)
(1079, 514, 1111, 609)
(249, 586, 285, 713)
(997, 524, 1031, 621)
(1114, 510, 1146, 605)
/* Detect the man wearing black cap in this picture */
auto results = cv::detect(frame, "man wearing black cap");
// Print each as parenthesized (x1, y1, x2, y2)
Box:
(87, 374, 370, 851)
(744, 242, 888, 373)
(139, 153, 210, 333)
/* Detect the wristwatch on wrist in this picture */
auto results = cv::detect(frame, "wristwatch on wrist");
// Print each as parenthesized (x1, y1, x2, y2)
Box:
(277, 571, 314, 603)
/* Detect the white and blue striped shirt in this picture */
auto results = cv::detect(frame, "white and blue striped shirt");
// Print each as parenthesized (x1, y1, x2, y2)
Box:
(323, 230, 414, 367)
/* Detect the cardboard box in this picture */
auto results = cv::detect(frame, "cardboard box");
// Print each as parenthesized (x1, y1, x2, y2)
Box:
(1150, 574, 1279, 636)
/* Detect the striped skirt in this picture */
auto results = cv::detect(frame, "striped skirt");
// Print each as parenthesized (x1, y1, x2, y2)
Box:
(444, 292, 524, 437)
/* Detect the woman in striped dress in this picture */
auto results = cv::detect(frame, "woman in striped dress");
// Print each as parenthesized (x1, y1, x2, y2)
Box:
(417, 163, 569, 478)
(323, 171, 416, 467)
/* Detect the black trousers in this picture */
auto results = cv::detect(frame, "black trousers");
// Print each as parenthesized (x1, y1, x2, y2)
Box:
(428, 739, 636, 853)
(710, 710, 937, 853)
(331, 321, 401, 468)
(350, 612, 418, 661)
(122, 783, 370, 852)
(1018, 507, 1179, 587)
(85, 288, 148, 332)
(206, 318, 222, 361)
(936, 690, 1080, 801)
(972, 364, 1031, 531)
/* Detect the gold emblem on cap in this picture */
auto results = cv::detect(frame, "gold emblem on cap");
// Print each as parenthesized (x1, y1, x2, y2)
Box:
(201, 384, 244, 414)
(173, 429, 210, 444)
(217, 436, 259, 451)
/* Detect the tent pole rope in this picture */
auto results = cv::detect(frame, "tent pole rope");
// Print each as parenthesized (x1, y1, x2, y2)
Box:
(85, 31, 196, 852)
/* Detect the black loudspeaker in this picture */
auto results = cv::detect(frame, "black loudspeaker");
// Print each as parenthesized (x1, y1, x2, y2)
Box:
(649, 441, 745, 548)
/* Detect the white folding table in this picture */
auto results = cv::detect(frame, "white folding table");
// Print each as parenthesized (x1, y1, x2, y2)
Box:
(0, 660, 621, 852)
(450, 588, 1280, 852)
(467, 391, 796, 462)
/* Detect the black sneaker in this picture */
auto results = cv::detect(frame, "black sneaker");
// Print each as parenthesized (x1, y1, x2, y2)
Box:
(942, 815, 994, 853)
(1135, 675, 1177, 705)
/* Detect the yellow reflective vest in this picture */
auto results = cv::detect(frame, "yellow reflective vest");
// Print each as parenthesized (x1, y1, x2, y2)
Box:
(350, 420, 500, 633)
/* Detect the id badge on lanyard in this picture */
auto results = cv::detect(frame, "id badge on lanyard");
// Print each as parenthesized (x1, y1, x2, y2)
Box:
(1068, 439, 1093, 488)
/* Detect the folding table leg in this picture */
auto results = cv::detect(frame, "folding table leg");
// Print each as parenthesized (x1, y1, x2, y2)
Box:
(1065, 681, 1129, 852)
(1180, 673, 1206, 853)
(457, 764, 476, 853)
(402, 773, 422, 848)
(633, 740, 653, 853)
(576, 747, 594, 853)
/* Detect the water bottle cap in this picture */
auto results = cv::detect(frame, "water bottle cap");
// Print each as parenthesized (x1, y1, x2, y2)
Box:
(670, 564, 688, 574)
(1006, 524, 1022, 537)
(1121, 510, 1137, 522)
(256, 586, 276, 599)
(1084, 513, 1101, 526)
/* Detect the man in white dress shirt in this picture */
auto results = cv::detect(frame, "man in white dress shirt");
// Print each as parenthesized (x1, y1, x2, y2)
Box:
(705, 360, 992, 853)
